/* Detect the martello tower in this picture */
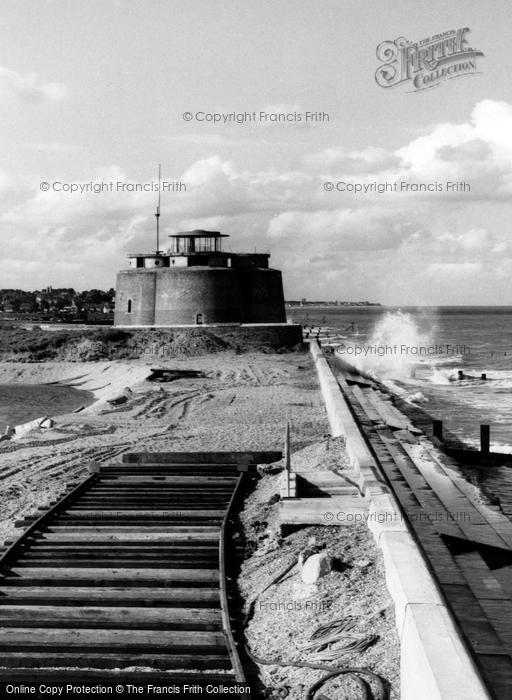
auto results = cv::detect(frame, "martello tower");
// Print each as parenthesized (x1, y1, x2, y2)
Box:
(114, 229, 286, 326)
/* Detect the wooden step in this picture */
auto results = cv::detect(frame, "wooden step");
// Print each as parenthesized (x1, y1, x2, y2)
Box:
(1, 568, 219, 586)
(0, 605, 222, 630)
(0, 627, 226, 651)
(12, 558, 219, 569)
(0, 669, 238, 686)
(36, 533, 219, 543)
(0, 586, 220, 606)
(0, 651, 231, 670)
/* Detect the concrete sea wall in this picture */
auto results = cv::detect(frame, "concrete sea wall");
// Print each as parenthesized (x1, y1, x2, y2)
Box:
(309, 340, 491, 700)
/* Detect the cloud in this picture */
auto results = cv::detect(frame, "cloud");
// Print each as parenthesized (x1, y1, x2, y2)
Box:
(306, 100, 512, 201)
(0, 66, 67, 102)
(306, 146, 400, 173)
(3, 99, 512, 301)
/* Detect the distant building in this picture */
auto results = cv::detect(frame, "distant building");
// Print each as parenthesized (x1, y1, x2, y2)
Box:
(114, 230, 286, 326)
(19, 301, 36, 313)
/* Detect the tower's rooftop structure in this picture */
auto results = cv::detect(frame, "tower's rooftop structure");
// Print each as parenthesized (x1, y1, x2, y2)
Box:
(126, 229, 269, 268)
(167, 230, 229, 255)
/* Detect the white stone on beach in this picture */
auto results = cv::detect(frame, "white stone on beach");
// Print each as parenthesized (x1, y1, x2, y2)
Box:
(301, 552, 333, 584)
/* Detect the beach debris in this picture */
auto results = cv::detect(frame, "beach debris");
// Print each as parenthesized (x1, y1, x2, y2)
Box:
(407, 391, 428, 404)
(354, 558, 372, 569)
(299, 617, 378, 660)
(148, 368, 204, 382)
(107, 394, 128, 406)
(267, 494, 280, 506)
(39, 418, 54, 429)
(298, 544, 322, 568)
(301, 552, 333, 584)
(107, 385, 135, 406)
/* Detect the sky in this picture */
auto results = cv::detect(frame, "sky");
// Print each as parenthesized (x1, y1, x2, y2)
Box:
(1, 0, 511, 304)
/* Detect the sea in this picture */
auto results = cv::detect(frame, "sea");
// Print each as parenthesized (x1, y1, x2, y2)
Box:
(288, 306, 512, 516)
(0, 384, 94, 434)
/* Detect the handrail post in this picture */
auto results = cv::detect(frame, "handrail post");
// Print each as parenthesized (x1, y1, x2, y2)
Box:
(284, 421, 291, 475)
(281, 422, 296, 498)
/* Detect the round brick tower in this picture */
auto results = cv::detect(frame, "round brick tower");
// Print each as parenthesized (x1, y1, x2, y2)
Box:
(114, 230, 286, 326)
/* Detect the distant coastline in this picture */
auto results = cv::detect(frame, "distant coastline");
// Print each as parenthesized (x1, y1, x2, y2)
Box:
(285, 301, 382, 308)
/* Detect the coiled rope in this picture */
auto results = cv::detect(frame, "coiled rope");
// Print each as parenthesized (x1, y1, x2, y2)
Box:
(242, 558, 389, 700)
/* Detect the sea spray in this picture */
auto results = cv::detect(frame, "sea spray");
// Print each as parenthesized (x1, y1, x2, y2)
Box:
(336, 310, 433, 380)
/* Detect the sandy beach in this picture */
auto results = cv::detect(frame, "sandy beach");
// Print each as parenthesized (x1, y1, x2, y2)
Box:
(0, 352, 327, 543)
(0, 349, 401, 696)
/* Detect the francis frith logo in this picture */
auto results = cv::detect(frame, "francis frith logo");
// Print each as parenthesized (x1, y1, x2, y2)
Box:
(375, 28, 484, 91)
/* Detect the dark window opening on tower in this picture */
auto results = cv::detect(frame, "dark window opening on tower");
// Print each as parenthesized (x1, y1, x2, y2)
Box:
(127, 299, 132, 313)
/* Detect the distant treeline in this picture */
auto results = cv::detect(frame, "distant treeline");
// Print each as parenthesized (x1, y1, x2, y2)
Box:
(0, 287, 115, 313)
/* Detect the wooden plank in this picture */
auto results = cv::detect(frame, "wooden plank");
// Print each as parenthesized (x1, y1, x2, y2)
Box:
(377, 438, 466, 538)
(477, 654, 512, 700)
(417, 537, 463, 585)
(441, 583, 486, 619)
(97, 474, 238, 483)
(455, 552, 510, 601)
(97, 478, 237, 484)
(13, 559, 218, 569)
(80, 491, 234, 497)
(437, 586, 509, 655)
(0, 605, 222, 630)
(53, 521, 224, 529)
(62, 510, 226, 518)
(280, 496, 367, 525)
(478, 599, 512, 649)
(122, 451, 281, 464)
(24, 545, 219, 554)
(43, 526, 221, 534)
(494, 565, 512, 598)
(1, 568, 219, 584)
(98, 476, 235, 484)
(293, 470, 359, 488)
(72, 503, 230, 509)
(105, 463, 240, 469)
(0, 651, 231, 670)
(379, 436, 431, 490)
(0, 586, 220, 605)
(0, 670, 237, 686)
(365, 392, 422, 433)
(402, 443, 511, 550)
(0, 627, 226, 650)
(37, 533, 219, 543)
(350, 386, 384, 424)
(425, 445, 512, 549)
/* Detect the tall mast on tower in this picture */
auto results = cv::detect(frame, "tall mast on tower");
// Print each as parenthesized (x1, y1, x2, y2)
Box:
(155, 163, 161, 253)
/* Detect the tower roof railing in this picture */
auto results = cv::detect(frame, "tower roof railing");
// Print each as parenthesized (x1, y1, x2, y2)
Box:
(168, 230, 229, 238)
